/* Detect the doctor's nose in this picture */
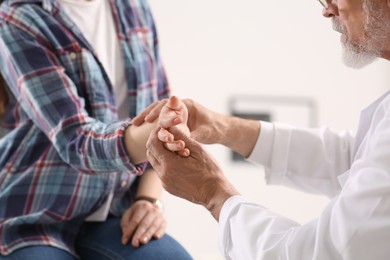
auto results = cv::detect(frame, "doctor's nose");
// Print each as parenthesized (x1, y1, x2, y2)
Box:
(321, 0, 339, 18)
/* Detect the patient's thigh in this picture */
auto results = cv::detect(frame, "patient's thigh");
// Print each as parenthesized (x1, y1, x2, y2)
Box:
(75, 215, 192, 260)
(0, 246, 76, 260)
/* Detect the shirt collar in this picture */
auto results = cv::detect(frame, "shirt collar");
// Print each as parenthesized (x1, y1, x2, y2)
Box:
(7, 0, 54, 13)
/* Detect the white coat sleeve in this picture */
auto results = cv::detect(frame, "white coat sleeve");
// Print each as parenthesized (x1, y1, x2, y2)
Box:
(248, 121, 354, 198)
(219, 105, 390, 260)
(219, 161, 390, 260)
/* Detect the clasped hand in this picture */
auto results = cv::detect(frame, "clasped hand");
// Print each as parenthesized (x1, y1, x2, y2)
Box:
(134, 96, 239, 220)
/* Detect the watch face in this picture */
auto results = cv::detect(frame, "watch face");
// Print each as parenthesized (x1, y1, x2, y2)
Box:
(154, 199, 163, 209)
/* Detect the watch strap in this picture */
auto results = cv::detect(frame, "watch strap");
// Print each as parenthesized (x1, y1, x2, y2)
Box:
(134, 196, 163, 209)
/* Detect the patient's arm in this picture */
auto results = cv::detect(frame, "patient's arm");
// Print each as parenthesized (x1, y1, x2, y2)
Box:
(124, 96, 190, 165)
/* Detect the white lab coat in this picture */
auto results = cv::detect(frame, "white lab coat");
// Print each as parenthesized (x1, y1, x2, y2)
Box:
(218, 91, 390, 260)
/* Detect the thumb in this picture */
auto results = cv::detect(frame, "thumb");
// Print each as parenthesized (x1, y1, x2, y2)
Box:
(166, 95, 181, 110)
(159, 96, 185, 128)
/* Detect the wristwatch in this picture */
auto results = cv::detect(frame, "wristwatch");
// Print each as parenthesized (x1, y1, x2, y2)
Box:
(134, 196, 163, 210)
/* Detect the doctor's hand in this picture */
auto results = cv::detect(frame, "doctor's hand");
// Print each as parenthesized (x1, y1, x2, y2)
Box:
(131, 98, 168, 126)
(146, 127, 240, 221)
(120, 199, 166, 248)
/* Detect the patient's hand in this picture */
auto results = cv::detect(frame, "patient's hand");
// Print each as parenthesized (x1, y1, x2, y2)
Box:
(158, 96, 190, 157)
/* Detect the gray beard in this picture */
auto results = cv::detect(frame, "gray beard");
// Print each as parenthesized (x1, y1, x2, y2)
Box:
(341, 40, 377, 69)
(332, 1, 383, 70)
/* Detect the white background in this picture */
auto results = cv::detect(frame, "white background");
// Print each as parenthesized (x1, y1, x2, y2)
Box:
(147, 0, 390, 259)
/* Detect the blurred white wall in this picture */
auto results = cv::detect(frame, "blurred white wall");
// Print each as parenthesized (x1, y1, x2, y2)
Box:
(147, 0, 390, 259)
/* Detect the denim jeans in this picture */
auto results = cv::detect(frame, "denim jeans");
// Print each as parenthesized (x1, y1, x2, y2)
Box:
(0, 246, 76, 260)
(1, 215, 193, 260)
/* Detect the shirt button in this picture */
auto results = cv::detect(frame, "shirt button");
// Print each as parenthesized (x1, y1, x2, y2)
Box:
(137, 31, 143, 39)
(120, 180, 127, 188)
(69, 52, 77, 60)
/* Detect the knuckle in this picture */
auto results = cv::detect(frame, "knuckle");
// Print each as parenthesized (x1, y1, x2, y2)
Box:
(128, 219, 140, 227)
(150, 222, 160, 230)
(136, 227, 146, 236)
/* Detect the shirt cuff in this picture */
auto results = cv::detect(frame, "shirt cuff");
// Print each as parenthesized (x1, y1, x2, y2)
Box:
(247, 121, 274, 168)
(218, 195, 265, 257)
(218, 195, 244, 257)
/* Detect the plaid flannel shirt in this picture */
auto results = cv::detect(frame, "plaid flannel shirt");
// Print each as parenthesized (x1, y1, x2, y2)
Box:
(0, 0, 169, 256)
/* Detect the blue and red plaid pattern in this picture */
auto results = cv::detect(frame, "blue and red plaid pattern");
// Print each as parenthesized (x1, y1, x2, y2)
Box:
(0, 0, 170, 256)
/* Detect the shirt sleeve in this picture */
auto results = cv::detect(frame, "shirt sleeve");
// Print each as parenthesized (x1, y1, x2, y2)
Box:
(148, 5, 170, 100)
(248, 121, 354, 198)
(0, 14, 142, 174)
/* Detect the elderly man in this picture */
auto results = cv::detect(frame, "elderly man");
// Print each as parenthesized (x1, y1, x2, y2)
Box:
(136, 0, 390, 259)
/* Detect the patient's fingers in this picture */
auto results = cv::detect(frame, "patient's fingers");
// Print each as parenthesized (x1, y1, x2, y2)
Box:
(177, 148, 190, 157)
(158, 128, 174, 142)
(158, 128, 189, 155)
(159, 115, 183, 129)
(163, 140, 185, 152)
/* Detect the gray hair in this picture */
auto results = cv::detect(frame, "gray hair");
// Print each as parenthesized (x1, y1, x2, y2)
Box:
(362, 0, 388, 52)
